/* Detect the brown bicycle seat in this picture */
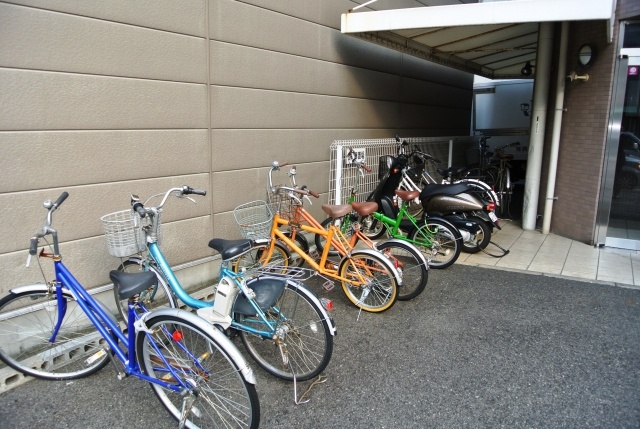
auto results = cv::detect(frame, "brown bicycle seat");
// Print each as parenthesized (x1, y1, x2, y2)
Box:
(350, 201, 378, 216)
(498, 153, 514, 159)
(321, 204, 353, 218)
(395, 189, 420, 201)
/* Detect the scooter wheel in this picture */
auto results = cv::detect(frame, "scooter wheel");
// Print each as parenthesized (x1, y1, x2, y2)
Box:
(461, 217, 491, 253)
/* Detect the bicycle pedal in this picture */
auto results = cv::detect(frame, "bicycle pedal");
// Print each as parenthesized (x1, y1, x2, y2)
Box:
(322, 281, 335, 292)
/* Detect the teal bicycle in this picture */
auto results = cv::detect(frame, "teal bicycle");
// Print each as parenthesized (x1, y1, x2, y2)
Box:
(0, 192, 260, 428)
(105, 186, 336, 383)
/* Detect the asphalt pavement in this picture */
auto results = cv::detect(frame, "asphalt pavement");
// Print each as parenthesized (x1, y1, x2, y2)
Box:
(1, 264, 639, 429)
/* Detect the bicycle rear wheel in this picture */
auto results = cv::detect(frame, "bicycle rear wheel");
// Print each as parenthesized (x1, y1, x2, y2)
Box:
(114, 259, 177, 322)
(376, 240, 428, 301)
(338, 253, 398, 312)
(0, 289, 111, 380)
(137, 314, 260, 429)
(408, 219, 461, 269)
(238, 280, 333, 381)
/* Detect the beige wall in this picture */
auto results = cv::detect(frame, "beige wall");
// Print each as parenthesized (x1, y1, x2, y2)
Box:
(0, 0, 473, 294)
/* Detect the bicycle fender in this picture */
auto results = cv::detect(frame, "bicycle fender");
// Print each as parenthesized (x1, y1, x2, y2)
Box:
(9, 283, 51, 295)
(145, 307, 257, 385)
(349, 248, 403, 286)
(243, 276, 336, 336)
(414, 216, 463, 240)
(455, 178, 500, 206)
(285, 278, 336, 336)
(378, 238, 429, 269)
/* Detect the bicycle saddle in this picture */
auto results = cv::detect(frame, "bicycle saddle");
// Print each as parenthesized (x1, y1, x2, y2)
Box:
(437, 166, 467, 179)
(110, 270, 157, 300)
(208, 238, 253, 261)
(322, 204, 353, 218)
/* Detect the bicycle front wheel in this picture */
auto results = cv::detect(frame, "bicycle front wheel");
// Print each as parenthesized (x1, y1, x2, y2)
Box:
(137, 314, 260, 429)
(114, 259, 177, 322)
(408, 219, 461, 269)
(338, 253, 398, 312)
(0, 289, 110, 380)
(238, 280, 334, 381)
(231, 241, 290, 273)
(376, 240, 428, 301)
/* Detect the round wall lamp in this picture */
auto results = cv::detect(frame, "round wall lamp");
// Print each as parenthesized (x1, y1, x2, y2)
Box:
(521, 61, 535, 76)
(578, 44, 596, 67)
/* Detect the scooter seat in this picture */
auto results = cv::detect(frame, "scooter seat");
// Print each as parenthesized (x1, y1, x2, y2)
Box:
(420, 183, 473, 199)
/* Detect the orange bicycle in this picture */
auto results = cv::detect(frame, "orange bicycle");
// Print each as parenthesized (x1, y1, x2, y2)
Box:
(272, 161, 429, 301)
(234, 162, 403, 313)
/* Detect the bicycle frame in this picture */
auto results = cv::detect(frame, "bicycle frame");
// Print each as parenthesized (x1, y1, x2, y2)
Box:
(367, 202, 434, 249)
(52, 257, 196, 392)
(145, 241, 283, 337)
(267, 212, 371, 285)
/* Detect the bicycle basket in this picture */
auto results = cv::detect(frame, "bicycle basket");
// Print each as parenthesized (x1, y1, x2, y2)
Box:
(233, 200, 274, 240)
(100, 210, 146, 257)
(266, 190, 299, 222)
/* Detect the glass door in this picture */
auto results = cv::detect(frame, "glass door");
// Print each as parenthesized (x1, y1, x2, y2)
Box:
(597, 41, 640, 250)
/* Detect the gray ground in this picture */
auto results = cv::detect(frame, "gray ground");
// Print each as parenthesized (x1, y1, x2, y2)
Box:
(1, 264, 639, 429)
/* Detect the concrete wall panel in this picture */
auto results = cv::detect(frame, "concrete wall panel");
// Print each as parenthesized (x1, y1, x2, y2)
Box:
(210, 41, 401, 101)
(0, 130, 209, 193)
(0, 69, 208, 130)
(210, 129, 393, 171)
(210, 0, 403, 75)
(0, 3, 207, 83)
(3, 0, 206, 37)
(211, 86, 400, 129)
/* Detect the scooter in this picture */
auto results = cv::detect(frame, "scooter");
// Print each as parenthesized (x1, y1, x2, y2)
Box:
(364, 139, 472, 252)
(393, 137, 498, 253)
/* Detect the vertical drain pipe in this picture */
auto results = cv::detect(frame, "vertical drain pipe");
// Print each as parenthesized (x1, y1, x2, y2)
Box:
(522, 22, 554, 230)
(542, 22, 569, 234)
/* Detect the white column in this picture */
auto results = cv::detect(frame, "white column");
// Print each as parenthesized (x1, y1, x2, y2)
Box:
(522, 22, 554, 230)
(542, 22, 569, 234)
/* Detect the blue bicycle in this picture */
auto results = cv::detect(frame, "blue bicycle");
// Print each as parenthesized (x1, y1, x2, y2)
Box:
(107, 186, 336, 382)
(0, 192, 260, 428)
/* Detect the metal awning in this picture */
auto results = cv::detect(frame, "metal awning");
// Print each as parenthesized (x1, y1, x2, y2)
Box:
(341, 0, 616, 78)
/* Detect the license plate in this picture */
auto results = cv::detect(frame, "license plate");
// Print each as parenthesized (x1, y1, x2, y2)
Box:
(488, 211, 498, 222)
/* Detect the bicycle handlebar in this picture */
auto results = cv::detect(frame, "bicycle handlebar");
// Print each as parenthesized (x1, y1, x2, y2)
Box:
(133, 186, 206, 215)
(411, 148, 441, 164)
(53, 192, 69, 209)
(274, 184, 319, 199)
(27, 191, 69, 263)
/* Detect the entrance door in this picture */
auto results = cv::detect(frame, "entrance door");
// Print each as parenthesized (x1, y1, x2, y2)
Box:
(598, 46, 640, 250)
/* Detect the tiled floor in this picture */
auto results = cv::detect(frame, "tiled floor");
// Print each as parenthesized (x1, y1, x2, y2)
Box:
(457, 220, 640, 288)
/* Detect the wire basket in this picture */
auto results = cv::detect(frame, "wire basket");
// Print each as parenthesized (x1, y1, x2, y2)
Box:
(100, 209, 146, 257)
(266, 191, 299, 222)
(233, 200, 274, 240)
